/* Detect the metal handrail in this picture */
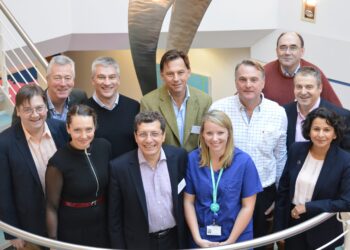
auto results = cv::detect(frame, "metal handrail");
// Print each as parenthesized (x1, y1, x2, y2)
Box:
(0, 213, 335, 250)
(0, 0, 48, 69)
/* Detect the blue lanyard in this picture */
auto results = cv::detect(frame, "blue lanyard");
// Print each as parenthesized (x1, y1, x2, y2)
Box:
(210, 161, 223, 214)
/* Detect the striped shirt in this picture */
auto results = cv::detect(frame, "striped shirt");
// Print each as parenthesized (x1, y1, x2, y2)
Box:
(210, 94, 287, 187)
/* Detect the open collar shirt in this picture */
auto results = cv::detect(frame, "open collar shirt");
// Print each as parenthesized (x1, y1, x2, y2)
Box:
(280, 63, 301, 77)
(138, 148, 176, 233)
(210, 94, 288, 187)
(169, 86, 190, 145)
(22, 122, 57, 192)
(295, 97, 321, 142)
(46, 92, 69, 121)
(92, 92, 120, 110)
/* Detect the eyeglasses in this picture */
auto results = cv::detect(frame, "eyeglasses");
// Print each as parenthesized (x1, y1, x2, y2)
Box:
(136, 131, 163, 139)
(52, 75, 73, 82)
(95, 74, 118, 82)
(278, 45, 300, 52)
(21, 105, 46, 115)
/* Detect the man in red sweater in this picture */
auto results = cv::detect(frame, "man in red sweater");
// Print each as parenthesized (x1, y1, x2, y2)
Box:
(263, 32, 342, 107)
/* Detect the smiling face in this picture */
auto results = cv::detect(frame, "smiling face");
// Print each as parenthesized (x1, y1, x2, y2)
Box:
(276, 32, 305, 73)
(235, 64, 265, 107)
(202, 121, 229, 158)
(47, 64, 74, 103)
(67, 115, 95, 150)
(161, 58, 191, 98)
(16, 95, 48, 135)
(294, 74, 322, 112)
(134, 121, 165, 161)
(92, 65, 120, 104)
(310, 117, 336, 151)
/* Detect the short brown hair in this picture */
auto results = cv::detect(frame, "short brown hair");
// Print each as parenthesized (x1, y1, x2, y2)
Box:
(294, 66, 322, 87)
(160, 49, 190, 72)
(66, 104, 97, 128)
(15, 84, 46, 108)
(134, 111, 166, 133)
(235, 59, 265, 80)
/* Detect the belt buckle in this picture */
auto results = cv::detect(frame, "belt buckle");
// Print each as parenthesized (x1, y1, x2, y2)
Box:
(157, 229, 170, 238)
(90, 200, 97, 206)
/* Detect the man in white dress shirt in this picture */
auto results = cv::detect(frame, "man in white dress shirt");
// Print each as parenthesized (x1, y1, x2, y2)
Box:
(210, 59, 287, 249)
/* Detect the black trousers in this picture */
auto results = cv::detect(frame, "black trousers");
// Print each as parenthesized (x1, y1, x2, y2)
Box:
(149, 227, 178, 250)
(253, 184, 276, 250)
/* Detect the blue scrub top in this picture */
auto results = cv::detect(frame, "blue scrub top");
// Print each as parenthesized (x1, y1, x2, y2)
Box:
(185, 147, 262, 245)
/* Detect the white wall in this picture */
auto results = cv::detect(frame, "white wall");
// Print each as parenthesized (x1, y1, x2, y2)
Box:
(251, 1, 350, 109)
(3, 0, 350, 107)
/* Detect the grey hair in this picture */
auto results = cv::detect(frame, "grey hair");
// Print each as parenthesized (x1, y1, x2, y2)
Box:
(294, 66, 322, 87)
(91, 57, 120, 77)
(47, 55, 75, 78)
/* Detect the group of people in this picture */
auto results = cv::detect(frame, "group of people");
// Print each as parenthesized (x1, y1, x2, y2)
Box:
(0, 31, 350, 250)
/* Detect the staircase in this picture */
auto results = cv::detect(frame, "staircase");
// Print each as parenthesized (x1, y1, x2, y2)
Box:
(0, 89, 13, 132)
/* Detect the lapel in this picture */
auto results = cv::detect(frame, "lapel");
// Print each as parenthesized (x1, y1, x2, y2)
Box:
(312, 143, 337, 199)
(183, 87, 199, 145)
(44, 89, 52, 119)
(159, 86, 180, 142)
(164, 147, 179, 220)
(290, 142, 310, 199)
(47, 119, 66, 149)
(14, 123, 43, 192)
(128, 151, 149, 222)
(286, 102, 298, 149)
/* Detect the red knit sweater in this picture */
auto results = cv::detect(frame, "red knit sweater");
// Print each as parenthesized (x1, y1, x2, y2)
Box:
(263, 59, 342, 107)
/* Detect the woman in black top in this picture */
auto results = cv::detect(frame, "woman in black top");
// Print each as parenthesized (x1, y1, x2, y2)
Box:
(46, 104, 111, 247)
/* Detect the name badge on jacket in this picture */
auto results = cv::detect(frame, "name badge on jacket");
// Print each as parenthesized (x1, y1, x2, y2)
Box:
(191, 125, 201, 134)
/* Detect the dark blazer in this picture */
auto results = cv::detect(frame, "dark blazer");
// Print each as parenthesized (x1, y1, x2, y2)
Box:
(108, 145, 188, 249)
(12, 88, 88, 124)
(284, 99, 350, 151)
(275, 142, 350, 248)
(0, 119, 68, 239)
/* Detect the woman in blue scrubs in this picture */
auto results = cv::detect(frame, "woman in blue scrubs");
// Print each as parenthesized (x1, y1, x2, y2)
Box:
(184, 110, 262, 248)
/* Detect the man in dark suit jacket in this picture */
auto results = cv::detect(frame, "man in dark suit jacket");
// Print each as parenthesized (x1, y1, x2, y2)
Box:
(0, 85, 68, 249)
(284, 66, 350, 151)
(109, 111, 188, 250)
(12, 55, 87, 124)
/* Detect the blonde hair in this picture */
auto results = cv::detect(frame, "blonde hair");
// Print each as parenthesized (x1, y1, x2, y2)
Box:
(199, 110, 234, 168)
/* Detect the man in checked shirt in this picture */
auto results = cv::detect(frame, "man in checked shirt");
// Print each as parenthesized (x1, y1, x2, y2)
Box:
(210, 59, 287, 250)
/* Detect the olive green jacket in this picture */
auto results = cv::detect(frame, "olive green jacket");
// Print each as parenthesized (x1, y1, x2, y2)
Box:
(141, 85, 212, 152)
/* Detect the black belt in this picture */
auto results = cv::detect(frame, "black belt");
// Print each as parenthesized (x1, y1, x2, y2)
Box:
(149, 227, 176, 239)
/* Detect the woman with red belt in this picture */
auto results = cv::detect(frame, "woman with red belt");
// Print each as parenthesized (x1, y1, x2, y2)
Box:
(46, 104, 111, 247)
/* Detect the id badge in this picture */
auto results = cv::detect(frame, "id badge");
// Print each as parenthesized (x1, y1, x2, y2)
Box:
(206, 225, 222, 236)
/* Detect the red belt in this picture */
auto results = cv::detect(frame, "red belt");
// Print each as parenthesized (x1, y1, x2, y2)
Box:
(61, 196, 105, 208)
